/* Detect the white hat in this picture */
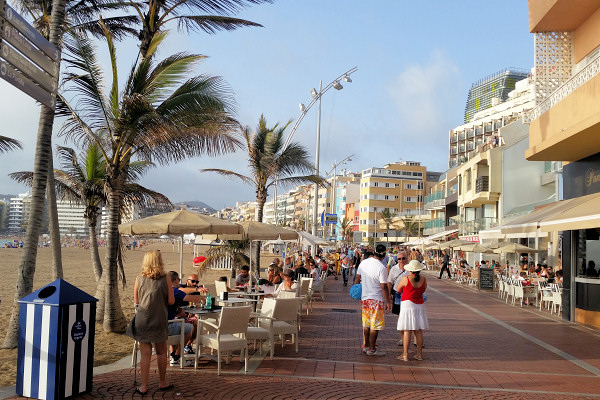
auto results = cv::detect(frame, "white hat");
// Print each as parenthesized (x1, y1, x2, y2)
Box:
(404, 259, 425, 272)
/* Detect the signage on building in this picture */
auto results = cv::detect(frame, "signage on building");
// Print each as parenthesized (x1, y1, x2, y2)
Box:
(563, 154, 600, 199)
(0, 1, 59, 108)
(320, 212, 337, 226)
(461, 235, 480, 243)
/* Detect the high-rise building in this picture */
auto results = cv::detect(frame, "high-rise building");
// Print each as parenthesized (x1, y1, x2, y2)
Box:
(8, 192, 31, 233)
(464, 68, 530, 123)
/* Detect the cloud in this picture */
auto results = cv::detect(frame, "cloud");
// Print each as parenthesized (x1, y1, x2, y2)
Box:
(387, 50, 463, 171)
(389, 50, 462, 135)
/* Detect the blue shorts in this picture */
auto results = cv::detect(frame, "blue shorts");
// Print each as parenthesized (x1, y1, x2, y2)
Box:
(168, 320, 193, 336)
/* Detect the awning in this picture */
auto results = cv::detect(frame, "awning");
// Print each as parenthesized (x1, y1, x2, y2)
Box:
(425, 228, 459, 241)
(500, 192, 600, 234)
(540, 192, 600, 231)
(479, 227, 548, 239)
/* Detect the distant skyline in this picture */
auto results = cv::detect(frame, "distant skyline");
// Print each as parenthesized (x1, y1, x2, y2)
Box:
(0, 1, 533, 210)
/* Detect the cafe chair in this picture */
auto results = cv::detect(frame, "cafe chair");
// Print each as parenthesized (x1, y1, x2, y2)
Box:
(298, 277, 313, 315)
(539, 281, 553, 311)
(215, 280, 230, 297)
(505, 279, 516, 304)
(195, 306, 251, 375)
(550, 284, 563, 315)
(271, 298, 301, 353)
(246, 298, 277, 359)
(131, 319, 186, 370)
(311, 273, 326, 301)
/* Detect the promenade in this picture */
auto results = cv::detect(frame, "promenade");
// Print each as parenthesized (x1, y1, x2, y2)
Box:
(6, 271, 600, 399)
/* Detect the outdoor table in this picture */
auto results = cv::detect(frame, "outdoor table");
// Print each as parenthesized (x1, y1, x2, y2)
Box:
(216, 298, 258, 307)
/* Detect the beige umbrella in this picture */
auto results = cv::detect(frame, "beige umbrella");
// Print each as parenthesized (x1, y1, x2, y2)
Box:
(456, 243, 494, 253)
(118, 209, 242, 277)
(443, 239, 473, 248)
(492, 243, 539, 254)
(426, 242, 443, 250)
(486, 240, 513, 249)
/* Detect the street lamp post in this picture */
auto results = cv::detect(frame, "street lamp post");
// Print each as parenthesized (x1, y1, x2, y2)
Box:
(325, 154, 354, 246)
(272, 67, 358, 229)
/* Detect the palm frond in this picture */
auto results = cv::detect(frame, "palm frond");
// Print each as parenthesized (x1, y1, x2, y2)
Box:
(200, 168, 254, 185)
(0, 136, 23, 153)
(8, 171, 33, 185)
(175, 15, 263, 34)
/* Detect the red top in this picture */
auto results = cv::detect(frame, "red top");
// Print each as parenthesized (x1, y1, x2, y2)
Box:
(400, 278, 425, 304)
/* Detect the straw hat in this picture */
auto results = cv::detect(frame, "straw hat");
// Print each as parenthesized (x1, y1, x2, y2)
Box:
(404, 259, 425, 272)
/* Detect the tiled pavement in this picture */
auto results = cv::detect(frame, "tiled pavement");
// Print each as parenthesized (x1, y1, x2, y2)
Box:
(6, 271, 600, 399)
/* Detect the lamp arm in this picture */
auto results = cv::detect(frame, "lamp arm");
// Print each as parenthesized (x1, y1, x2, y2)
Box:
(283, 66, 358, 149)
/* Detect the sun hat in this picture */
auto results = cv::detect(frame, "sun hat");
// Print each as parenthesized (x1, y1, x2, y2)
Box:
(404, 259, 425, 272)
(193, 256, 206, 264)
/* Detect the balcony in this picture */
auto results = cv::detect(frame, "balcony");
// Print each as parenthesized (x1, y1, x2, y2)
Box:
(467, 129, 475, 138)
(458, 132, 466, 141)
(450, 135, 458, 143)
(450, 147, 458, 155)
(484, 123, 493, 133)
(525, 50, 600, 161)
(467, 143, 475, 151)
(475, 127, 483, 136)
(459, 217, 498, 236)
(475, 176, 489, 193)
(424, 190, 445, 210)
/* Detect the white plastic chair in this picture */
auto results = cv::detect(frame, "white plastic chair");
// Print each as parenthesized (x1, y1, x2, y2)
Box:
(538, 281, 552, 311)
(271, 297, 301, 353)
(298, 277, 313, 315)
(246, 298, 277, 359)
(195, 306, 251, 375)
(551, 285, 563, 315)
(505, 279, 515, 304)
(498, 278, 506, 298)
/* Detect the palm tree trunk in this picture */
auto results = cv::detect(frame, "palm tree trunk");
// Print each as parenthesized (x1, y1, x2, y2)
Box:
(254, 193, 267, 277)
(2, 0, 66, 349)
(89, 222, 102, 282)
(47, 155, 63, 279)
(103, 183, 126, 332)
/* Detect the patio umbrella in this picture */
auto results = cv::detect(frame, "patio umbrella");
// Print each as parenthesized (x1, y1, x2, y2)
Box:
(118, 209, 242, 277)
(442, 239, 473, 248)
(426, 242, 443, 250)
(492, 243, 539, 254)
(456, 243, 494, 253)
(293, 230, 331, 247)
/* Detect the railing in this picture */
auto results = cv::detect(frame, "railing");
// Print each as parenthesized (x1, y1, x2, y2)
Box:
(424, 190, 445, 210)
(476, 176, 489, 193)
(484, 123, 493, 133)
(450, 136, 458, 143)
(424, 217, 445, 230)
(459, 217, 498, 235)
(458, 133, 466, 141)
(524, 51, 600, 123)
(475, 127, 483, 135)
(467, 129, 475, 138)
(451, 148, 458, 155)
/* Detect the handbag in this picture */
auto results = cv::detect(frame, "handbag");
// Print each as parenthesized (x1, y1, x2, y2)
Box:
(350, 283, 362, 300)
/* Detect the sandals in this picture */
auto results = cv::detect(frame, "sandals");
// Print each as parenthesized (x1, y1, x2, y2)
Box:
(158, 384, 175, 391)
(134, 388, 147, 396)
(414, 355, 423, 361)
(396, 355, 409, 362)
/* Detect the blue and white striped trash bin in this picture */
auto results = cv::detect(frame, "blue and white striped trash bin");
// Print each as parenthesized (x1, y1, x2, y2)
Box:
(17, 279, 97, 400)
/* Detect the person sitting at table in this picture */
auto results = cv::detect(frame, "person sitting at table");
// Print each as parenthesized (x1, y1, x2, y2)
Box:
(309, 259, 322, 285)
(474, 261, 480, 269)
(235, 265, 251, 286)
(167, 271, 206, 365)
(272, 269, 297, 297)
(267, 265, 282, 285)
(555, 269, 563, 284)
(178, 273, 209, 295)
(295, 261, 310, 277)
(283, 256, 294, 269)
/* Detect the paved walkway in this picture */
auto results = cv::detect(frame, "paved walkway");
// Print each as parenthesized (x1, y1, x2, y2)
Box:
(7, 271, 600, 399)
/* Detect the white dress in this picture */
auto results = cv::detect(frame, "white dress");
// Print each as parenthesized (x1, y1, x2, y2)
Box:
(396, 280, 429, 331)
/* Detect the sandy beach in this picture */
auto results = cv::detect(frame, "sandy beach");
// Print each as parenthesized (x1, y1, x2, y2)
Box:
(0, 241, 277, 388)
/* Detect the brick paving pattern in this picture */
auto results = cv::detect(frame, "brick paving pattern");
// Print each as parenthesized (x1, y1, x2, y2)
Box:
(7, 271, 600, 399)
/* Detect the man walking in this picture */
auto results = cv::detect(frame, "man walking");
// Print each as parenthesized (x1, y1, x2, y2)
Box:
(340, 250, 351, 286)
(354, 244, 391, 356)
(439, 249, 452, 279)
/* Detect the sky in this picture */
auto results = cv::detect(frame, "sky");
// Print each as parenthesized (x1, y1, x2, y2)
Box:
(0, 0, 533, 210)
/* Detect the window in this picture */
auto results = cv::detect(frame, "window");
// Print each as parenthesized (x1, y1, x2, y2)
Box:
(385, 183, 390, 188)
(418, 182, 424, 190)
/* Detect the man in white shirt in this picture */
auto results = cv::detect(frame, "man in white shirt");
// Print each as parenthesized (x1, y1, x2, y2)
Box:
(354, 244, 391, 356)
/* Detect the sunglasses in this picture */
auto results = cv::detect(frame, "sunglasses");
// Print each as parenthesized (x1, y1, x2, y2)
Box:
(398, 257, 407, 260)
(188, 279, 200, 284)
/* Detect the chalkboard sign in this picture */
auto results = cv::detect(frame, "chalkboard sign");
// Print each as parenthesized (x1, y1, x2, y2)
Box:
(479, 268, 494, 291)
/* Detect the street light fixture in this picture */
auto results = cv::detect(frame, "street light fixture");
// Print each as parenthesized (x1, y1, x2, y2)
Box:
(272, 67, 358, 239)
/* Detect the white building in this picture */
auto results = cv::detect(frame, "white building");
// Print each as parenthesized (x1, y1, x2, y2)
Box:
(56, 200, 88, 237)
(8, 192, 31, 233)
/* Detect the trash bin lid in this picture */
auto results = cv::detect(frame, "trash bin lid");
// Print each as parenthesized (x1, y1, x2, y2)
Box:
(18, 278, 98, 306)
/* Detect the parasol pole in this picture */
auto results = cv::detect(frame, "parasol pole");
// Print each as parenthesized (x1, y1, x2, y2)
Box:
(180, 234, 184, 279)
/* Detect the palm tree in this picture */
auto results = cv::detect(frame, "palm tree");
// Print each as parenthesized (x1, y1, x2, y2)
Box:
(339, 217, 353, 246)
(204, 239, 250, 278)
(201, 115, 325, 273)
(398, 215, 421, 242)
(56, 26, 240, 332)
(10, 143, 172, 283)
(126, 0, 273, 60)
(379, 208, 395, 244)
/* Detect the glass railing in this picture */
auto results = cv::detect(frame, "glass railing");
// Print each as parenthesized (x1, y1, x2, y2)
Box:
(459, 217, 498, 235)
(424, 217, 445, 229)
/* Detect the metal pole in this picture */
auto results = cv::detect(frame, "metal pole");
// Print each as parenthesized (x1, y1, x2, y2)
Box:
(332, 164, 337, 247)
(311, 80, 322, 249)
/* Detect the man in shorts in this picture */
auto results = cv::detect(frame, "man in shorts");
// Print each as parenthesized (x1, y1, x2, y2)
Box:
(354, 244, 391, 356)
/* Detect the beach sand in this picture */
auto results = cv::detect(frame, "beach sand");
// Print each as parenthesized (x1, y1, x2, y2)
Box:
(0, 241, 278, 388)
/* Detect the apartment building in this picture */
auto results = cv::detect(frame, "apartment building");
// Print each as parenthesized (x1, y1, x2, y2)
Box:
(8, 192, 31, 233)
(519, 0, 600, 329)
(359, 161, 427, 241)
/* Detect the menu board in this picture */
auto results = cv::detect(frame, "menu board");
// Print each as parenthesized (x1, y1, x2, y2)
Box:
(479, 268, 494, 291)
